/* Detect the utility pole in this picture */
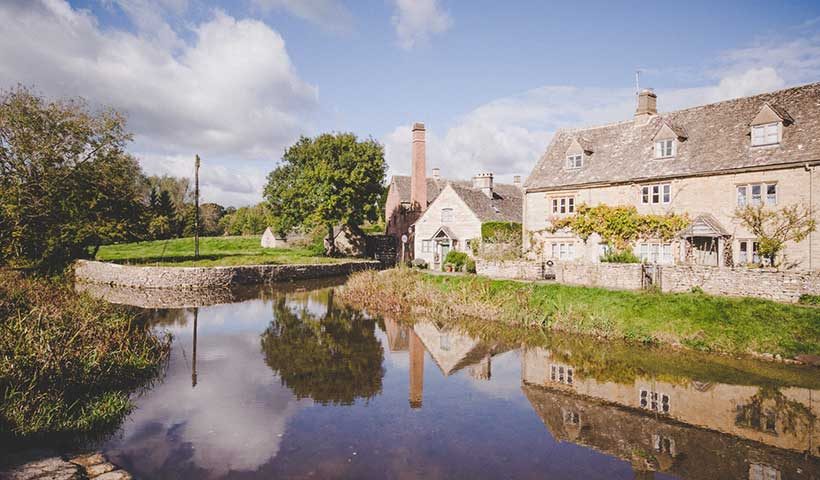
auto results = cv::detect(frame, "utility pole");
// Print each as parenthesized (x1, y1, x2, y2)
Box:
(191, 307, 198, 388)
(194, 155, 200, 260)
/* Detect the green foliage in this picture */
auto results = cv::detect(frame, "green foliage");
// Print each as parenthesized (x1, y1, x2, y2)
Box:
(600, 249, 640, 263)
(217, 203, 272, 236)
(798, 294, 820, 306)
(481, 222, 522, 242)
(147, 215, 171, 240)
(465, 257, 476, 274)
(0, 87, 147, 272)
(260, 291, 383, 405)
(444, 251, 470, 271)
(412, 258, 428, 269)
(549, 204, 689, 251)
(734, 204, 816, 267)
(264, 133, 386, 254)
(0, 270, 170, 446)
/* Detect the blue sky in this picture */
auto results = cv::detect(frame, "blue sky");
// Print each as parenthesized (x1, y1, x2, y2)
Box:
(2, 1, 819, 205)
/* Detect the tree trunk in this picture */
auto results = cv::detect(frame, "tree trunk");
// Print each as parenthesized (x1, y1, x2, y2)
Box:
(325, 223, 337, 257)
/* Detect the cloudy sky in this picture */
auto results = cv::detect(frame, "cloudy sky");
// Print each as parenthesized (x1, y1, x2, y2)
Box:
(2, 0, 819, 206)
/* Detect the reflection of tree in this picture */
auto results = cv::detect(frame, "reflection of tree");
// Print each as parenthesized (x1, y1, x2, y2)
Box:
(735, 386, 816, 436)
(261, 290, 384, 405)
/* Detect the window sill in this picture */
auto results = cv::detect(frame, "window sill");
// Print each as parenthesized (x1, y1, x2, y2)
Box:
(750, 142, 780, 148)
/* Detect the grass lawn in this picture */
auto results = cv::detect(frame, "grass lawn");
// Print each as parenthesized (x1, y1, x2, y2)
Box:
(340, 269, 820, 358)
(95, 236, 348, 267)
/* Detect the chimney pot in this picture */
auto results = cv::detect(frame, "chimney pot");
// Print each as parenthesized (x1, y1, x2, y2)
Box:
(635, 88, 657, 120)
(432, 167, 440, 180)
(473, 172, 494, 198)
(513, 175, 522, 187)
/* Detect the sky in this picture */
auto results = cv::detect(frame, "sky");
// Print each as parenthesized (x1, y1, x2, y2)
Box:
(1, 0, 819, 206)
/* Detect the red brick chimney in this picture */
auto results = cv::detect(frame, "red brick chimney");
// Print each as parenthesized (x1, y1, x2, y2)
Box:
(410, 122, 427, 210)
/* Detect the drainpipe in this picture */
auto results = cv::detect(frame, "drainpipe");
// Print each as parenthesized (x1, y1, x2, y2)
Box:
(808, 163, 814, 271)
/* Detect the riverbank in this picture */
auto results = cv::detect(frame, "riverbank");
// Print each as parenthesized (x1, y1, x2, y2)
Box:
(0, 270, 170, 448)
(339, 269, 820, 360)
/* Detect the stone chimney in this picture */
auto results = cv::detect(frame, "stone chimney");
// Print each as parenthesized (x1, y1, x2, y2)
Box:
(410, 122, 427, 210)
(473, 172, 494, 198)
(432, 167, 440, 180)
(513, 175, 522, 188)
(635, 88, 657, 121)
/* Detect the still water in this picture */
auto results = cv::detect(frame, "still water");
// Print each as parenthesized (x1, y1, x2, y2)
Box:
(91, 279, 819, 480)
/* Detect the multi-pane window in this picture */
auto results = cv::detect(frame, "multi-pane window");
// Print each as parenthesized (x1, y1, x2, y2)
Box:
(566, 154, 583, 169)
(641, 183, 671, 204)
(654, 139, 675, 158)
(441, 208, 454, 223)
(638, 242, 673, 264)
(749, 464, 780, 480)
(737, 183, 776, 207)
(551, 196, 575, 214)
(751, 122, 780, 146)
(439, 334, 451, 351)
(551, 242, 575, 260)
(563, 410, 580, 425)
(738, 240, 760, 265)
(652, 435, 676, 456)
(421, 240, 431, 253)
(550, 365, 574, 385)
(639, 389, 670, 414)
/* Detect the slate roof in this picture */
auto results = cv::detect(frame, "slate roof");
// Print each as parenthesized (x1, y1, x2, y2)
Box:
(390, 175, 446, 205)
(525, 82, 820, 191)
(448, 181, 523, 223)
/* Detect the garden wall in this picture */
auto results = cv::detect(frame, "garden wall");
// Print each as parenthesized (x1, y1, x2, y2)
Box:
(475, 260, 545, 281)
(74, 259, 381, 289)
(553, 262, 644, 291)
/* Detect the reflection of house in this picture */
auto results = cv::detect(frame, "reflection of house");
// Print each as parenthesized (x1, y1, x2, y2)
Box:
(382, 318, 409, 352)
(412, 321, 509, 378)
(523, 83, 820, 270)
(523, 384, 818, 480)
(521, 347, 819, 456)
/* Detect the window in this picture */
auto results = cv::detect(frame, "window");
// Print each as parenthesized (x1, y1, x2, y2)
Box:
(641, 183, 671, 204)
(550, 365, 574, 385)
(439, 334, 451, 351)
(566, 154, 583, 169)
(551, 242, 575, 260)
(737, 183, 777, 207)
(749, 464, 780, 480)
(751, 122, 780, 146)
(637, 242, 673, 264)
(654, 139, 675, 158)
(422, 240, 431, 253)
(652, 434, 676, 456)
(563, 409, 580, 425)
(639, 389, 670, 414)
(551, 196, 575, 214)
(738, 240, 761, 265)
(441, 208, 454, 223)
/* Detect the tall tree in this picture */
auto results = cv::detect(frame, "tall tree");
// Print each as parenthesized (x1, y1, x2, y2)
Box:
(264, 133, 386, 255)
(0, 86, 145, 271)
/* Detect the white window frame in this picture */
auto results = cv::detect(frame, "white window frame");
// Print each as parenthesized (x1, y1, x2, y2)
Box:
(751, 122, 781, 146)
(551, 196, 575, 215)
(737, 183, 777, 207)
(637, 242, 673, 264)
(566, 154, 583, 169)
(654, 138, 676, 158)
(441, 208, 454, 223)
(421, 240, 431, 253)
(551, 242, 575, 260)
(550, 364, 574, 385)
(639, 389, 670, 414)
(640, 183, 672, 205)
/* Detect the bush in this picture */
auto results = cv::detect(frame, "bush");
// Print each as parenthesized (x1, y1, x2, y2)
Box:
(412, 258, 428, 269)
(798, 294, 820, 306)
(465, 258, 476, 274)
(0, 270, 170, 447)
(600, 249, 641, 263)
(444, 251, 469, 271)
(481, 222, 522, 243)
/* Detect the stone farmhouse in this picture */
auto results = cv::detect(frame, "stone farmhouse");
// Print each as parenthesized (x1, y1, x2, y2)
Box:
(385, 122, 523, 267)
(523, 82, 820, 270)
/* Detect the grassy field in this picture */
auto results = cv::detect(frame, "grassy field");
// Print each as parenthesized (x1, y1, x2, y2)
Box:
(339, 269, 820, 358)
(95, 236, 347, 267)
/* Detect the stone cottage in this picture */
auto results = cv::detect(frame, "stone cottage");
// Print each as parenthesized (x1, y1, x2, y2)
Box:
(413, 174, 522, 269)
(523, 82, 820, 270)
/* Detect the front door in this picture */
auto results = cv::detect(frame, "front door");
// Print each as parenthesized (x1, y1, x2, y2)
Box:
(691, 237, 718, 266)
(439, 242, 451, 263)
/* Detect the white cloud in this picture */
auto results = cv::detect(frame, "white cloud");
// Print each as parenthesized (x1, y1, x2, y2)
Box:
(252, 0, 354, 33)
(0, 0, 318, 206)
(392, 0, 452, 50)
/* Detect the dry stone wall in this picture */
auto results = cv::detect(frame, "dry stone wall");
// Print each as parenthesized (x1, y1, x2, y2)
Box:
(75, 259, 380, 289)
(475, 260, 545, 280)
(553, 262, 644, 291)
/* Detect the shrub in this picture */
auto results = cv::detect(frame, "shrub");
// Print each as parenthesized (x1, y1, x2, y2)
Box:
(798, 294, 820, 306)
(444, 251, 469, 271)
(464, 258, 476, 274)
(600, 249, 641, 264)
(481, 222, 522, 242)
(412, 258, 428, 269)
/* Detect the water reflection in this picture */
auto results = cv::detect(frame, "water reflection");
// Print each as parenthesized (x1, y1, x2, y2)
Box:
(98, 283, 818, 479)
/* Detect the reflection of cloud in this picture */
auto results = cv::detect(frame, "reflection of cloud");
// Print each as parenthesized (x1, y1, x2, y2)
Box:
(108, 324, 308, 478)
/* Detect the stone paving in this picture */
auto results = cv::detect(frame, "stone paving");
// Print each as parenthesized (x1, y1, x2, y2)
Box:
(0, 451, 132, 480)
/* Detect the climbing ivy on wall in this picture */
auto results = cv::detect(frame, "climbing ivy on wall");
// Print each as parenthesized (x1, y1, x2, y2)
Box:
(548, 204, 690, 250)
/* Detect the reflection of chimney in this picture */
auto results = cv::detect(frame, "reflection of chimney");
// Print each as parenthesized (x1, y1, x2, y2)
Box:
(513, 175, 522, 188)
(468, 354, 491, 381)
(410, 123, 427, 210)
(409, 330, 424, 409)
(635, 88, 657, 121)
(432, 167, 440, 181)
(472, 172, 494, 198)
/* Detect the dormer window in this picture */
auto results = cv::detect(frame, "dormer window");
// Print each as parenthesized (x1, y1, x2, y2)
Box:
(566, 154, 583, 169)
(654, 139, 676, 158)
(751, 122, 780, 146)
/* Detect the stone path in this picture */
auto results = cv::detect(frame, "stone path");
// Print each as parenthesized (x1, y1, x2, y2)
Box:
(0, 451, 132, 480)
